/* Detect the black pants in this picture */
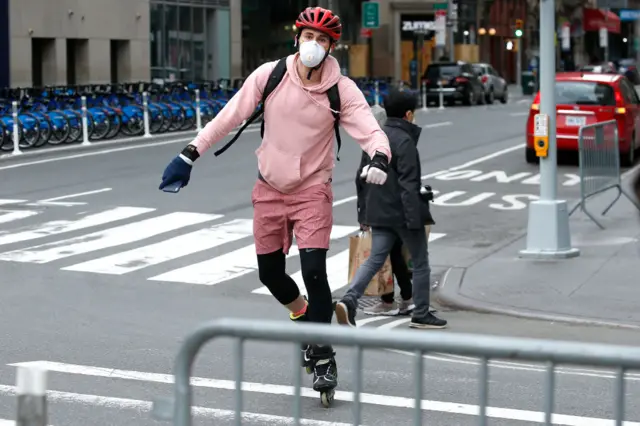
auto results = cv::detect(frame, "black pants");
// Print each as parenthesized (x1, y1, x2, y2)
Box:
(381, 238, 413, 304)
(257, 248, 333, 324)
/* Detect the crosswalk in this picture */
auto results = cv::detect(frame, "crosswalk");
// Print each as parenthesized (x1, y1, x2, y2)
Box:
(0, 205, 447, 295)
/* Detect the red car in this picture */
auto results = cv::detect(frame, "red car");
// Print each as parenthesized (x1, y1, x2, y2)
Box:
(526, 72, 639, 166)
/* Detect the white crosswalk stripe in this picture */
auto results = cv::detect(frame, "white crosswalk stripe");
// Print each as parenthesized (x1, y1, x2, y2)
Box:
(0, 206, 154, 246)
(0, 206, 448, 295)
(63, 218, 253, 275)
(0, 209, 39, 224)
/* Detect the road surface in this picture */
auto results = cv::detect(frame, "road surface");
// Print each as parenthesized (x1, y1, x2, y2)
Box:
(1, 98, 639, 425)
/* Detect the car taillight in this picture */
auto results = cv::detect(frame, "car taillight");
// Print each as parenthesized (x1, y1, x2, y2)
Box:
(455, 77, 468, 83)
(481, 75, 488, 83)
(615, 91, 623, 104)
(531, 92, 540, 111)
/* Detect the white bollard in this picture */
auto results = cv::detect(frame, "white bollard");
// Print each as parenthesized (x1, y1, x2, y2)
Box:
(195, 89, 202, 131)
(143, 91, 152, 138)
(374, 80, 380, 106)
(421, 82, 428, 112)
(81, 96, 90, 145)
(438, 81, 445, 110)
(16, 366, 48, 426)
(11, 101, 21, 156)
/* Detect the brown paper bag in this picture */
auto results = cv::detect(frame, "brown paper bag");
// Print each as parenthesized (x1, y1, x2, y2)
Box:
(347, 232, 394, 296)
(402, 225, 432, 273)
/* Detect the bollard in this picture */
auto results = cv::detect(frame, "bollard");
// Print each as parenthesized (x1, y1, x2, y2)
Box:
(16, 366, 47, 426)
(81, 96, 90, 145)
(421, 82, 428, 112)
(195, 89, 202, 131)
(143, 91, 152, 138)
(438, 81, 445, 110)
(11, 101, 21, 156)
(374, 80, 380, 106)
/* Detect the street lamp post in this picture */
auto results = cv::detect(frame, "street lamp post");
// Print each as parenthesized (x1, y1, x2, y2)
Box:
(519, 0, 580, 259)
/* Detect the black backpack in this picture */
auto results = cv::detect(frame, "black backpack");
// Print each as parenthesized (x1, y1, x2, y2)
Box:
(213, 57, 343, 160)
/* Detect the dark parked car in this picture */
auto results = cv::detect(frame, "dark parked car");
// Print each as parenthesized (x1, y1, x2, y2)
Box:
(422, 61, 485, 106)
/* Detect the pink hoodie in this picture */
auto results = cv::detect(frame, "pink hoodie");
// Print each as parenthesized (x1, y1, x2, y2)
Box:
(190, 54, 392, 194)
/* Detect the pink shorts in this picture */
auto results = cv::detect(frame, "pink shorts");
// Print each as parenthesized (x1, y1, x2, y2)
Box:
(251, 180, 334, 255)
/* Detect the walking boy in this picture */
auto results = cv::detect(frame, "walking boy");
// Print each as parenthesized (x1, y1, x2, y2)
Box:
(335, 88, 447, 329)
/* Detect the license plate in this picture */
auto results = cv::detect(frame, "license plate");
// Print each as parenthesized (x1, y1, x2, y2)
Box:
(440, 79, 449, 86)
(565, 116, 586, 126)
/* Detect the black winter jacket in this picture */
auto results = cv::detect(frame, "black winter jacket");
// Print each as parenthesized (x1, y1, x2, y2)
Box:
(356, 117, 435, 230)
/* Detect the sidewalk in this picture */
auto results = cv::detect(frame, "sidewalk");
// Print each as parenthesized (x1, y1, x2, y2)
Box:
(434, 169, 640, 329)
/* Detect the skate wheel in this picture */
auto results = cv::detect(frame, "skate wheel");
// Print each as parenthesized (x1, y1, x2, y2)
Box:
(320, 390, 335, 408)
(305, 366, 313, 375)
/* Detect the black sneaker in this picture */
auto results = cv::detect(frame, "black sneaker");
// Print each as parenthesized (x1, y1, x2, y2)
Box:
(309, 345, 338, 392)
(409, 312, 447, 329)
(334, 300, 357, 327)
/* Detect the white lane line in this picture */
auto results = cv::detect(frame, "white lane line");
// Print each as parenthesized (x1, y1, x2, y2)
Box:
(331, 195, 357, 207)
(0, 199, 27, 206)
(0, 206, 155, 247)
(62, 218, 254, 275)
(26, 187, 112, 207)
(422, 121, 452, 129)
(0, 212, 219, 263)
(446, 144, 525, 173)
(355, 316, 390, 327)
(0, 384, 351, 426)
(377, 318, 411, 330)
(0, 209, 39, 224)
(11, 361, 639, 426)
(0, 128, 262, 171)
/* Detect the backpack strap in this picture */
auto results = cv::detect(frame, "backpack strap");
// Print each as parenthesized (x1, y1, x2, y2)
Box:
(214, 58, 288, 157)
(326, 83, 342, 161)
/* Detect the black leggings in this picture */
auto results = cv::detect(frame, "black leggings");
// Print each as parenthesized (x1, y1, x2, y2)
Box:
(257, 248, 333, 324)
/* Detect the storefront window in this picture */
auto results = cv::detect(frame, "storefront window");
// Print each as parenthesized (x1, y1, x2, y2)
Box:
(150, 0, 229, 82)
(193, 7, 205, 81)
(150, 3, 163, 79)
(179, 6, 193, 80)
(165, 5, 179, 80)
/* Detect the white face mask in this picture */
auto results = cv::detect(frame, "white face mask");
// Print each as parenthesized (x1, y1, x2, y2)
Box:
(299, 40, 327, 68)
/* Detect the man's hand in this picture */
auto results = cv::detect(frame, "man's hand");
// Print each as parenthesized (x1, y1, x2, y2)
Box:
(159, 145, 199, 191)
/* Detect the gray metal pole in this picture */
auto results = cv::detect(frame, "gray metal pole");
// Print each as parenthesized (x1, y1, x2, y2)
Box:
(516, 39, 522, 89)
(519, 0, 579, 259)
(539, 0, 556, 201)
(447, 0, 455, 60)
(604, 9, 610, 62)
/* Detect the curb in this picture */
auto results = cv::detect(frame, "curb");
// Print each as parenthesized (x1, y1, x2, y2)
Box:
(433, 266, 640, 331)
(0, 122, 265, 164)
(0, 130, 199, 163)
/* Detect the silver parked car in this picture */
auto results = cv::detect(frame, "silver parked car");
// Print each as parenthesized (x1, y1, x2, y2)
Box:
(472, 63, 508, 104)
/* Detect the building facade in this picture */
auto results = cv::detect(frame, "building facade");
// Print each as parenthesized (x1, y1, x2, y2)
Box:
(1, 0, 242, 88)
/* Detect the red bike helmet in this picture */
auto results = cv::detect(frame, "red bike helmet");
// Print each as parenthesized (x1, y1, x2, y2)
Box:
(295, 7, 342, 42)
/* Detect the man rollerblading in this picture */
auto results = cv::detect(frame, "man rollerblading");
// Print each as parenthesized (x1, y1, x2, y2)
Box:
(159, 6, 391, 408)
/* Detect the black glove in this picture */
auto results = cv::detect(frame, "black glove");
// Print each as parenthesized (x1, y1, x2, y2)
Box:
(159, 145, 199, 191)
(369, 151, 389, 173)
(420, 185, 434, 202)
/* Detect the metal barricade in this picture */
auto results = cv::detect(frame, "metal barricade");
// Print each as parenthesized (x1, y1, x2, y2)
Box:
(569, 120, 640, 228)
(151, 318, 640, 426)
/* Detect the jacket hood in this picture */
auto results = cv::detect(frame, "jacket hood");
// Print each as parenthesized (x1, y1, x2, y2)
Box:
(286, 53, 342, 93)
(384, 117, 422, 145)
